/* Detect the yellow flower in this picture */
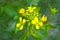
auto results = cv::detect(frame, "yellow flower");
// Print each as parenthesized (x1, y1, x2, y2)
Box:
(19, 17, 22, 22)
(38, 22, 43, 26)
(28, 6, 33, 13)
(16, 22, 24, 30)
(35, 24, 40, 30)
(31, 17, 38, 25)
(19, 8, 25, 14)
(34, 17, 38, 23)
(31, 20, 37, 25)
(41, 15, 47, 22)
(22, 19, 26, 24)
(50, 8, 58, 14)
(19, 17, 26, 24)
(16, 23, 20, 27)
(28, 6, 36, 13)
(19, 25, 23, 30)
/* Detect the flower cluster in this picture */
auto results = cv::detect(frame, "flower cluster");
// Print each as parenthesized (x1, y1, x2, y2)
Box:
(31, 15, 47, 29)
(16, 17, 26, 30)
(16, 6, 47, 30)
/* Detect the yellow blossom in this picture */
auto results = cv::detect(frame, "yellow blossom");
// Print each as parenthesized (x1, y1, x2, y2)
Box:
(34, 17, 38, 23)
(50, 8, 58, 14)
(28, 6, 34, 13)
(22, 19, 26, 24)
(19, 25, 23, 30)
(35, 24, 40, 30)
(31, 20, 37, 25)
(19, 17, 26, 24)
(31, 17, 38, 25)
(19, 17, 22, 22)
(16, 23, 20, 27)
(41, 15, 47, 22)
(38, 22, 43, 26)
(19, 8, 25, 14)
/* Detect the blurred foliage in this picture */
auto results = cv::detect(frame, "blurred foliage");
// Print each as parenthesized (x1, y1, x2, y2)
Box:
(0, 0, 60, 40)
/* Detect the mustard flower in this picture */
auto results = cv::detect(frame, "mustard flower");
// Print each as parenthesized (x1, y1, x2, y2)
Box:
(16, 23, 21, 27)
(35, 24, 40, 30)
(16, 23, 24, 30)
(19, 8, 25, 14)
(34, 17, 38, 23)
(31, 17, 38, 25)
(31, 20, 37, 25)
(19, 17, 26, 24)
(22, 19, 26, 24)
(27, 6, 36, 13)
(19, 17, 22, 22)
(38, 22, 43, 26)
(41, 15, 47, 22)
(19, 25, 24, 30)
(16, 17, 26, 30)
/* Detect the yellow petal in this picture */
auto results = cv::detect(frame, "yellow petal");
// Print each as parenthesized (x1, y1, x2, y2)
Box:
(28, 6, 32, 9)
(35, 24, 40, 30)
(19, 25, 23, 30)
(31, 17, 38, 25)
(23, 19, 26, 24)
(28, 6, 33, 13)
(31, 20, 37, 25)
(19, 8, 25, 14)
(38, 22, 43, 26)
(29, 10, 33, 13)
(19, 17, 22, 22)
(34, 17, 38, 23)
(16, 23, 20, 27)
(41, 15, 47, 22)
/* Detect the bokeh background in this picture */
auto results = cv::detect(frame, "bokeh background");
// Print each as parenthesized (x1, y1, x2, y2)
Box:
(0, 0, 60, 40)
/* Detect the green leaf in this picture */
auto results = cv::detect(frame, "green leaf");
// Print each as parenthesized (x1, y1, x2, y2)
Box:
(30, 0, 40, 6)
(6, 21, 16, 32)
(31, 30, 40, 38)
(19, 31, 27, 40)
(2, 6, 19, 19)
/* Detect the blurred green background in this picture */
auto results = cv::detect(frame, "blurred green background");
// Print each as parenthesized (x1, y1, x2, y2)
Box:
(0, 0, 60, 40)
